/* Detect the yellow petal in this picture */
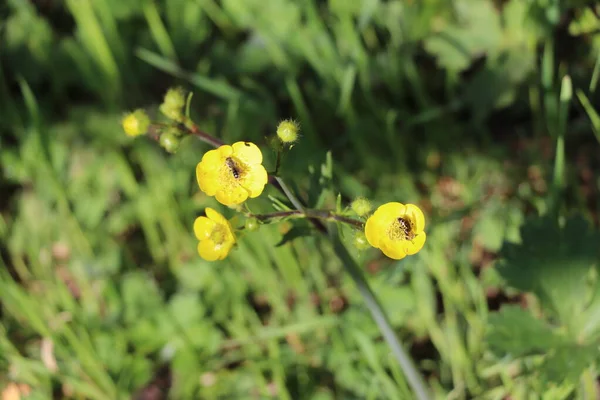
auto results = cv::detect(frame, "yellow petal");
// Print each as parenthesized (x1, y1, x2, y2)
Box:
(217, 145, 233, 158)
(405, 232, 426, 255)
(215, 185, 249, 206)
(239, 164, 268, 198)
(198, 240, 221, 261)
(205, 207, 227, 225)
(199, 148, 225, 171)
(376, 202, 406, 221)
(196, 165, 220, 196)
(365, 215, 385, 248)
(379, 238, 407, 260)
(232, 141, 263, 165)
(193, 216, 215, 240)
(405, 203, 425, 233)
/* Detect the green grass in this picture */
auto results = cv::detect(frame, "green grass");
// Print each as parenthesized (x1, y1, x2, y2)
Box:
(2, 0, 600, 399)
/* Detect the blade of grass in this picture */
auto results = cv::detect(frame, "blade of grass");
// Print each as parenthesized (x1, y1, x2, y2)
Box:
(136, 48, 242, 101)
(576, 89, 600, 144)
(550, 75, 571, 213)
(590, 51, 600, 92)
(143, 1, 178, 61)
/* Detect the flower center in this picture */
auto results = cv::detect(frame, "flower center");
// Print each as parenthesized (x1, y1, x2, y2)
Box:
(210, 224, 228, 246)
(388, 217, 415, 241)
(225, 157, 243, 179)
(225, 157, 246, 179)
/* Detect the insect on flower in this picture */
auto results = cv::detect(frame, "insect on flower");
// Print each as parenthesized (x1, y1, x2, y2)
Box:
(196, 142, 268, 206)
(364, 202, 426, 260)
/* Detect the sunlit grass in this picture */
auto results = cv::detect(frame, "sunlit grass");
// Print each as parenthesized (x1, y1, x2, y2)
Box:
(1, 0, 600, 399)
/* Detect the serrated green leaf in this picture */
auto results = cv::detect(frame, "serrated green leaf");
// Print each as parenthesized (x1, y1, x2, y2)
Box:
(498, 215, 599, 330)
(487, 305, 565, 358)
(275, 225, 312, 247)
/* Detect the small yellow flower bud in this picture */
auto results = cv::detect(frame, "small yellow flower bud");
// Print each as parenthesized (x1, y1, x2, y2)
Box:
(160, 87, 186, 121)
(353, 232, 370, 250)
(276, 119, 300, 144)
(160, 131, 180, 153)
(351, 197, 372, 217)
(245, 217, 259, 231)
(122, 109, 150, 137)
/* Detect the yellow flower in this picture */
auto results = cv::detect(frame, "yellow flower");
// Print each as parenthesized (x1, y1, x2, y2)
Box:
(196, 141, 269, 206)
(194, 207, 236, 261)
(364, 202, 426, 260)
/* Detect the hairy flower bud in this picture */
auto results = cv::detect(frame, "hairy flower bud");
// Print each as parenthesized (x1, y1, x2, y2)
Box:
(353, 232, 370, 250)
(245, 217, 260, 231)
(351, 197, 372, 217)
(122, 109, 150, 137)
(160, 87, 186, 121)
(160, 131, 180, 153)
(276, 119, 300, 144)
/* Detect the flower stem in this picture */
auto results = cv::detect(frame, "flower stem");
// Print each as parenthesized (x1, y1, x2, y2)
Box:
(274, 147, 283, 176)
(182, 121, 225, 148)
(251, 209, 364, 229)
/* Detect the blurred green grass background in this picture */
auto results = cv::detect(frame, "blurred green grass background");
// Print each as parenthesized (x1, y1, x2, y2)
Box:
(1, 0, 600, 399)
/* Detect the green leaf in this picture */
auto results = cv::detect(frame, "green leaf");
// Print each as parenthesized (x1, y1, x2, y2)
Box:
(121, 272, 163, 325)
(497, 215, 599, 329)
(487, 305, 565, 358)
(538, 344, 598, 385)
(275, 225, 312, 247)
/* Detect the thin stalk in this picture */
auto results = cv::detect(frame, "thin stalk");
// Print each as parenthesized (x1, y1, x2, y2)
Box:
(252, 209, 364, 230)
(185, 121, 225, 148)
(274, 147, 283, 176)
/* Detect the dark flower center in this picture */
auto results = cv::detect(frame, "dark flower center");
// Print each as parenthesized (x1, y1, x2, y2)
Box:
(388, 217, 415, 241)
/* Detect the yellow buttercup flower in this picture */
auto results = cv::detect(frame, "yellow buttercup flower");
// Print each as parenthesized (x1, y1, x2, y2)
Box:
(364, 202, 426, 260)
(194, 207, 236, 261)
(196, 141, 268, 206)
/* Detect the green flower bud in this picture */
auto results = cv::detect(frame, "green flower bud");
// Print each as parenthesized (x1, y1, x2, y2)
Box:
(351, 197, 371, 217)
(160, 87, 186, 121)
(353, 232, 370, 250)
(122, 109, 150, 137)
(160, 131, 180, 153)
(276, 119, 300, 144)
(245, 217, 260, 231)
